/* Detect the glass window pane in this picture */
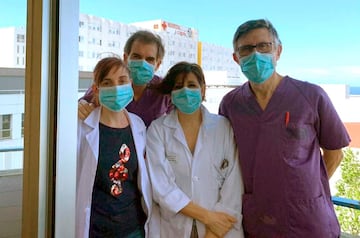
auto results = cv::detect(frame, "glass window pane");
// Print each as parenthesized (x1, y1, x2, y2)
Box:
(0, 1, 26, 237)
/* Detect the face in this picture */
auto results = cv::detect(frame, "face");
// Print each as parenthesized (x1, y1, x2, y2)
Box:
(173, 72, 205, 99)
(123, 40, 161, 71)
(232, 28, 282, 64)
(97, 66, 130, 89)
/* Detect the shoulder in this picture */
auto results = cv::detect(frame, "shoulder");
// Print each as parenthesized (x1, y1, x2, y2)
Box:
(203, 107, 231, 128)
(127, 111, 146, 129)
(148, 75, 163, 84)
(286, 76, 324, 92)
(285, 76, 329, 101)
(147, 111, 176, 134)
(219, 84, 246, 115)
(223, 85, 242, 99)
(148, 113, 168, 128)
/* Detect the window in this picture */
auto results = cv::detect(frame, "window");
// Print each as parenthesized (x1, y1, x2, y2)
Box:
(21, 113, 24, 137)
(0, 114, 12, 140)
(16, 34, 25, 43)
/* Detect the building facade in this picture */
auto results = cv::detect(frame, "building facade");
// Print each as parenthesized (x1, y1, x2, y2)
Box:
(0, 14, 241, 82)
(0, 27, 26, 68)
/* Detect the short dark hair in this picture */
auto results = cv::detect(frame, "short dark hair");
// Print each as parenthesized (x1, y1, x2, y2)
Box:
(124, 30, 165, 61)
(233, 19, 281, 51)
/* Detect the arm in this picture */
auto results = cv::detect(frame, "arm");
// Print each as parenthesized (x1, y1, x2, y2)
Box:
(180, 202, 236, 238)
(322, 148, 343, 179)
(78, 86, 97, 120)
(146, 123, 191, 213)
(78, 99, 96, 120)
(211, 121, 244, 236)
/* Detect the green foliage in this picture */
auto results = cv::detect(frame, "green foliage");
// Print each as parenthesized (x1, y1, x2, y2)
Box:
(335, 148, 360, 235)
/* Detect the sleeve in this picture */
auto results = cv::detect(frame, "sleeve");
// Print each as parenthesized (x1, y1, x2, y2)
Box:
(78, 86, 94, 103)
(146, 122, 191, 215)
(218, 96, 227, 116)
(212, 121, 244, 231)
(218, 92, 232, 119)
(316, 87, 351, 149)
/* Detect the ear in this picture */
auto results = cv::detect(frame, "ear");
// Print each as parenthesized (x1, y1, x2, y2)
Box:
(92, 84, 98, 94)
(123, 53, 128, 64)
(232, 53, 240, 64)
(275, 44, 282, 61)
(201, 85, 206, 101)
(154, 60, 162, 72)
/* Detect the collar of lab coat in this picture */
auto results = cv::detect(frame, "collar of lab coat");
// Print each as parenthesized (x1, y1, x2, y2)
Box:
(83, 106, 146, 132)
(163, 105, 214, 129)
(82, 106, 146, 161)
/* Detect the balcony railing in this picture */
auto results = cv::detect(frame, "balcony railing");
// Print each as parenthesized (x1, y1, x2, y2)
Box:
(0, 147, 359, 237)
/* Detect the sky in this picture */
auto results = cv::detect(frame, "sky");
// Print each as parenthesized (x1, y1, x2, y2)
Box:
(1, 0, 360, 86)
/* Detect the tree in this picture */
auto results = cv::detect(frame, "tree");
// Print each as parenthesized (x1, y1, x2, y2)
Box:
(335, 148, 360, 235)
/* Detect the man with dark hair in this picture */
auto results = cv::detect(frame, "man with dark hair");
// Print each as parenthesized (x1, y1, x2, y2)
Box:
(79, 30, 173, 127)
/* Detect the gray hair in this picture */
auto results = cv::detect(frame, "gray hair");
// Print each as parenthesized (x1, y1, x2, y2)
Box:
(124, 30, 165, 61)
(233, 19, 281, 51)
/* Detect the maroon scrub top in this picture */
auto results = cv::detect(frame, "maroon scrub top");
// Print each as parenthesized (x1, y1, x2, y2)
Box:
(219, 76, 350, 238)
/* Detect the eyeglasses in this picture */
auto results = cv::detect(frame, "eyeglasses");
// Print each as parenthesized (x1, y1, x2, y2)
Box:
(236, 42, 273, 57)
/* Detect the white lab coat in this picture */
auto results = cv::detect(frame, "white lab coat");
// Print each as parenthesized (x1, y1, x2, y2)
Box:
(146, 106, 244, 238)
(76, 107, 160, 238)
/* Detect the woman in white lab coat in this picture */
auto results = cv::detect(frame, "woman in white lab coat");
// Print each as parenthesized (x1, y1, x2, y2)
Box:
(76, 57, 159, 238)
(146, 62, 244, 238)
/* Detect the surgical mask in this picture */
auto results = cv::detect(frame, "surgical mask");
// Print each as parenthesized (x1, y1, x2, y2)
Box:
(240, 52, 275, 84)
(128, 60, 155, 85)
(171, 87, 202, 114)
(99, 83, 134, 112)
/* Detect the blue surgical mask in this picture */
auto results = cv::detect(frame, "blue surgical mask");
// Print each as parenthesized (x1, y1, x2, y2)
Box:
(171, 87, 202, 114)
(99, 83, 134, 112)
(128, 60, 155, 85)
(240, 52, 275, 84)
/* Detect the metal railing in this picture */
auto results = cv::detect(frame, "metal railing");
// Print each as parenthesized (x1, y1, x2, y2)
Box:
(332, 196, 360, 210)
(2, 147, 359, 204)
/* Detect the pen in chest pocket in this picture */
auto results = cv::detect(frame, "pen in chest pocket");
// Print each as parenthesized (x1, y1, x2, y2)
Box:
(285, 111, 290, 127)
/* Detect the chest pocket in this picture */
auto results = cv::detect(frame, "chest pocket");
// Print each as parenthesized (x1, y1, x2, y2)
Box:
(282, 122, 315, 166)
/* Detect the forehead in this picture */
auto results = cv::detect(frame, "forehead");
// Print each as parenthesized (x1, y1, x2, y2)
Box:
(130, 40, 158, 57)
(236, 28, 272, 46)
(174, 72, 199, 83)
(104, 66, 129, 78)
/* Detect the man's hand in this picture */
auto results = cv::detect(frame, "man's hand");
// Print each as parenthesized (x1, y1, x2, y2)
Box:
(78, 99, 96, 120)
